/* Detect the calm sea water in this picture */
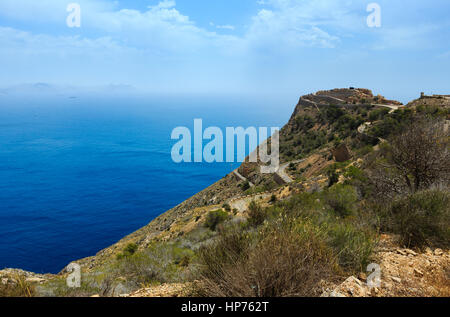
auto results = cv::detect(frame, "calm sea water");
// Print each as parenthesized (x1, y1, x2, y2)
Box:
(0, 94, 292, 273)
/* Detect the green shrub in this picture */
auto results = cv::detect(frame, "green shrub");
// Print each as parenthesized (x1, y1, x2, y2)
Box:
(323, 184, 358, 217)
(327, 169, 339, 187)
(356, 145, 375, 156)
(45, 276, 102, 297)
(269, 194, 277, 203)
(244, 185, 267, 196)
(369, 108, 389, 121)
(116, 243, 138, 259)
(288, 163, 296, 171)
(205, 210, 229, 231)
(326, 105, 345, 121)
(110, 242, 195, 291)
(124, 243, 138, 255)
(325, 222, 376, 272)
(241, 181, 250, 191)
(195, 190, 379, 297)
(196, 222, 337, 297)
(178, 255, 191, 267)
(196, 226, 253, 285)
(277, 190, 375, 272)
(115, 252, 164, 285)
(247, 201, 267, 227)
(344, 166, 365, 182)
(343, 166, 368, 193)
(382, 189, 450, 248)
(276, 191, 324, 220)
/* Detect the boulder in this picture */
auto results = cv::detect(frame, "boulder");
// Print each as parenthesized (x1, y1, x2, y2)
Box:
(331, 144, 352, 162)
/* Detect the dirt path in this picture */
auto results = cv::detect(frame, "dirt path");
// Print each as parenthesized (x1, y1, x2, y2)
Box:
(233, 169, 254, 187)
(372, 104, 403, 113)
(228, 192, 274, 213)
(357, 104, 404, 137)
(276, 160, 304, 184)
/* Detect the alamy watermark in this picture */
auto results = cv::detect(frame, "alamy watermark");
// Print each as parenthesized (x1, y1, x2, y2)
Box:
(66, 3, 81, 28)
(171, 119, 280, 174)
(65, 3, 381, 30)
(367, 3, 381, 28)
(66, 262, 81, 288)
(367, 263, 382, 289)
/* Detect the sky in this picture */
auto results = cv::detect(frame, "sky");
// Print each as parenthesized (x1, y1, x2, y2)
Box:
(0, 0, 449, 102)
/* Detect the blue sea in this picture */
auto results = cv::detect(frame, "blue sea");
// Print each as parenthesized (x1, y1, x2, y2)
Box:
(0, 93, 293, 273)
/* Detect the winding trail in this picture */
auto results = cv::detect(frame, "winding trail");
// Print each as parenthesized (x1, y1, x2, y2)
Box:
(276, 160, 305, 184)
(372, 104, 403, 113)
(229, 102, 405, 212)
(233, 169, 254, 187)
(357, 122, 372, 134)
(357, 104, 404, 141)
(229, 190, 278, 213)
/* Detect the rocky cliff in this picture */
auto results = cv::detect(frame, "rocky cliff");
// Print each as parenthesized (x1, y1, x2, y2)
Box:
(2, 88, 449, 297)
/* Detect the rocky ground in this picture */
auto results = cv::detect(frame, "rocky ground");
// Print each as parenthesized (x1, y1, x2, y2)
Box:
(127, 283, 193, 297)
(117, 234, 450, 298)
(322, 235, 450, 297)
(0, 269, 50, 285)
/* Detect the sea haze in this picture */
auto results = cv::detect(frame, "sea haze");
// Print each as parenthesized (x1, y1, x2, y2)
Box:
(0, 93, 293, 273)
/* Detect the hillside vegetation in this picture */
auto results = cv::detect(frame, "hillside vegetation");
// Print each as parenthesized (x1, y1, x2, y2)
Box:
(1, 88, 449, 297)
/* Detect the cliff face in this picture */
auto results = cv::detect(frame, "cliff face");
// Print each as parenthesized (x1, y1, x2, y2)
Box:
(78, 87, 405, 269)
(290, 88, 401, 119)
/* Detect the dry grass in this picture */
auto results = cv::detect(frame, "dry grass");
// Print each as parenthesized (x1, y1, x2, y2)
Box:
(196, 222, 339, 297)
(428, 265, 450, 297)
(0, 274, 36, 297)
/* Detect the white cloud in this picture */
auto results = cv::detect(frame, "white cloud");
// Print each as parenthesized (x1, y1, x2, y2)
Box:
(0, 0, 447, 54)
(0, 0, 354, 54)
(216, 25, 236, 31)
(0, 0, 233, 54)
(0, 27, 123, 53)
(0, 0, 117, 23)
(243, 0, 366, 50)
(369, 24, 442, 50)
(246, 8, 339, 49)
(0, 0, 449, 94)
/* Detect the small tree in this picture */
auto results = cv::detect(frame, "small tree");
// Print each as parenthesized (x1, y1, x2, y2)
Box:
(327, 169, 339, 188)
(116, 243, 138, 259)
(205, 210, 229, 231)
(383, 189, 450, 248)
(124, 243, 138, 255)
(247, 201, 266, 227)
(390, 118, 449, 191)
(370, 117, 449, 197)
(269, 194, 277, 203)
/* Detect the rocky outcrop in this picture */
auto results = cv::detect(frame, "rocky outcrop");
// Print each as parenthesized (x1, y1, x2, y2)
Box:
(0, 269, 50, 284)
(322, 235, 450, 297)
(407, 94, 450, 111)
(331, 144, 352, 162)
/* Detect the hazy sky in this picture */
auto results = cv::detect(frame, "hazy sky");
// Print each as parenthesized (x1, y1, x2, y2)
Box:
(0, 0, 449, 102)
